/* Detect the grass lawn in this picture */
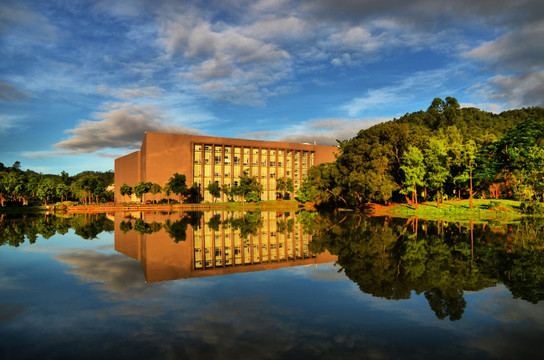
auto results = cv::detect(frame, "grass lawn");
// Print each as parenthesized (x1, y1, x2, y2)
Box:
(387, 199, 525, 223)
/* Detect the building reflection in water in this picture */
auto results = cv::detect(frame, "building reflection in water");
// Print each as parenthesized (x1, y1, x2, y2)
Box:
(114, 211, 337, 282)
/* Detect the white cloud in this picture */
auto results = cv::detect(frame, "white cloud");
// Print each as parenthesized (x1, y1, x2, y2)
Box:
(0, 82, 28, 102)
(341, 69, 457, 117)
(245, 117, 388, 145)
(0, 1, 57, 44)
(117, 86, 165, 99)
(0, 114, 26, 133)
(471, 72, 544, 108)
(51, 102, 203, 155)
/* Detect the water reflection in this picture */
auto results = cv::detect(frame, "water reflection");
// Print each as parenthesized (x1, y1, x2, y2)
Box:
(0, 212, 114, 246)
(114, 211, 336, 282)
(304, 213, 544, 320)
(2, 211, 543, 322)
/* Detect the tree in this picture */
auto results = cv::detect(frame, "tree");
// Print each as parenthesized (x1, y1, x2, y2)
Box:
(424, 138, 450, 207)
(454, 140, 477, 207)
(119, 183, 133, 202)
(221, 183, 234, 201)
(207, 182, 221, 201)
(56, 182, 69, 202)
(477, 118, 544, 202)
(230, 170, 263, 203)
(162, 184, 172, 204)
(36, 178, 56, 205)
(134, 181, 152, 203)
(276, 177, 294, 200)
(150, 183, 162, 203)
(167, 173, 189, 203)
(401, 146, 426, 209)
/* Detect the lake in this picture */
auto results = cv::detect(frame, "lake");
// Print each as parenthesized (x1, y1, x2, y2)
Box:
(1, 210, 543, 359)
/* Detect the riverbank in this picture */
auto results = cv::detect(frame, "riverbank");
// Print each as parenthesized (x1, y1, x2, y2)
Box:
(0, 200, 313, 214)
(368, 199, 530, 223)
(2, 199, 538, 223)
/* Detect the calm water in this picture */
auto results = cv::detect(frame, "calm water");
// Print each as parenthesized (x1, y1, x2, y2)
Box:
(1, 211, 543, 359)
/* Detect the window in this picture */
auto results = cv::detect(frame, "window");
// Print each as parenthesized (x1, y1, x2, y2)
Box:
(193, 152, 201, 164)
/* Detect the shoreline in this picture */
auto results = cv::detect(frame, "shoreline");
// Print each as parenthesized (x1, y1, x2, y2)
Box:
(1, 199, 538, 222)
(0, 200, 314, 214)
(366, 198, 533, 223)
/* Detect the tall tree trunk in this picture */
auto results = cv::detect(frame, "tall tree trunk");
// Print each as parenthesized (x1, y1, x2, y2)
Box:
(437, 189, 440, 208)
(469, 159, 473, 209)
(414, 185, 418, 210)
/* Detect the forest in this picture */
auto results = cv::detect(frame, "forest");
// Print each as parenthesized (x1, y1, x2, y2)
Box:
(0, 162, 114, 206)
(297, 97, 544, 210)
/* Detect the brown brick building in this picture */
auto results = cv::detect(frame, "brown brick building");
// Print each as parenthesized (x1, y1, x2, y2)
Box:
(114, 132, 337, 203)
(114, 211, 337, 282)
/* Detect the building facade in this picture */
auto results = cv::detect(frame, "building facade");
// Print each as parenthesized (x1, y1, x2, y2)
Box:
(114, 132, 337, 203)
(114, 211, 337, 282)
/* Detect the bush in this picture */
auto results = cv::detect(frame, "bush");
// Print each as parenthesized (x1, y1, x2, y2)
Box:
(520, 202, 544, 215)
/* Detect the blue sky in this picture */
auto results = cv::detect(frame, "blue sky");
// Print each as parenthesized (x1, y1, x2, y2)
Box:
(1, 0, 543, 175)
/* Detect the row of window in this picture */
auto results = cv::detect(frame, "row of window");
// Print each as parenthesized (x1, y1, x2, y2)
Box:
(193, 144, 314, 168)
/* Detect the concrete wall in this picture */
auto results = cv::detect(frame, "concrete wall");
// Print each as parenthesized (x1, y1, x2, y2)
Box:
(114, 151, 140, 203)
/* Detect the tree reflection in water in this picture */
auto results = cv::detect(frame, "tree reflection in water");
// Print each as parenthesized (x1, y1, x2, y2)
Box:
(2, 211, 543, 321)
(302, 212, 544, 320)
(0, 212, 114, 246)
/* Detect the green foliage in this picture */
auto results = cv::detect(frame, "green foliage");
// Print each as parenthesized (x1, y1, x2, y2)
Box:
(207, 182, 221, 199)
(400, 146, 426, 205)
(0, 214, 114, 246)
(276, 177, 294, 199)
(229, 171, 263, 203)
(164, 219, 188, 242)
(167, 173, 189, 202)
(304, 212, 544, 318)
(134, 181, 152, 202)
(297, 98, 544, 208)
(477, 117, 544, 200)
(119, 183, 133, 202)
(222, 210, 263, 239)
(519, 202, 544, 215)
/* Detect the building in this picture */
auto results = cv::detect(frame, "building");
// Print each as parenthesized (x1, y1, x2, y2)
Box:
(114, 132, 337, 203)
(114, 211, 337, 282)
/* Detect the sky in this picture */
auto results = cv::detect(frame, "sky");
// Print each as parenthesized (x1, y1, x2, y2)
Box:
(1, 0, 543, 175)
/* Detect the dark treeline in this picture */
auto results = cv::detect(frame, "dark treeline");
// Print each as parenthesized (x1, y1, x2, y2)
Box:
(297, 98, 544, 209)
(0, 162, 114, 206)
(302, 211, 544, 320)
(0, 213, 114, 247)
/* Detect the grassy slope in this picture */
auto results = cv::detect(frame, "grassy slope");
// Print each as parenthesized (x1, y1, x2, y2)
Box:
(383, 199, 524, 223)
